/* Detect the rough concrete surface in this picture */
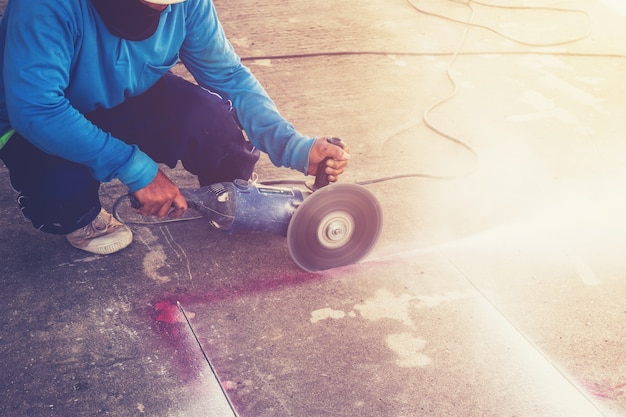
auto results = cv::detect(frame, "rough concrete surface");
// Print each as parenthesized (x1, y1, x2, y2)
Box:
(2, 0, 626, 416)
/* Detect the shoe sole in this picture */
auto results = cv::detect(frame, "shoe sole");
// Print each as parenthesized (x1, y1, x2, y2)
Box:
(68, 233, 133, 255)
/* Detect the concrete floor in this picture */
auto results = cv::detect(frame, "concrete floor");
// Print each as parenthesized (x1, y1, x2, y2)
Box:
(2, 0, 626, 416)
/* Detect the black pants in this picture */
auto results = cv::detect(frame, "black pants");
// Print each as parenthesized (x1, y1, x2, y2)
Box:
(0, 73, 260, 235)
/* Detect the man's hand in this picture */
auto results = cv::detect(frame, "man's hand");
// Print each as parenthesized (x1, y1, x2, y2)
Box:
(132, 169, 187, 218)
(307, 137, 351, 182)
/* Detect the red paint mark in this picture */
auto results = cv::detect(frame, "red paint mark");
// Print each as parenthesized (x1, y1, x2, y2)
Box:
(150, 301, 203, 382)
(154, 300, 183, 324)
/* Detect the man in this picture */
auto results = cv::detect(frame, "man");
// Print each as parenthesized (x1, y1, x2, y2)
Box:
(0, 0, 350, 254)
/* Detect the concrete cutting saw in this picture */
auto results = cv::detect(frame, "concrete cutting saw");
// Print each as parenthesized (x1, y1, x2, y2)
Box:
(122, 138, 383, 272)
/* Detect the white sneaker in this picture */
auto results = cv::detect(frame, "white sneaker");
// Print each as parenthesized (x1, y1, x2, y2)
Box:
(66, 209, 133, 255)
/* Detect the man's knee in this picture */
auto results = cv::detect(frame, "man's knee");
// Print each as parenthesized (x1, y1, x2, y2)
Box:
(174, 85, 260, 184)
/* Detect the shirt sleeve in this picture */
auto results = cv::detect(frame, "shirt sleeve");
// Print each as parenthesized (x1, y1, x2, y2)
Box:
(178, 0, 315, 175)
(2, 0, 158, 192)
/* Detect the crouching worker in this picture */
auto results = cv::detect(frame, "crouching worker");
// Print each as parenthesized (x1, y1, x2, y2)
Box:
(0, 0, 350, 254)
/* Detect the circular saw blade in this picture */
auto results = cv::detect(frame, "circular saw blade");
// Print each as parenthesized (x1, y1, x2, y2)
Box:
(287, 183, 382, 272)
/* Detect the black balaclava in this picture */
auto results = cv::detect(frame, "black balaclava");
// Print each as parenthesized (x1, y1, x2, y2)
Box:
(91, 0, 163, 41)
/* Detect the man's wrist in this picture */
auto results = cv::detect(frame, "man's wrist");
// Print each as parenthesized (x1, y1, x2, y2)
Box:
(117, 146, 159, 192)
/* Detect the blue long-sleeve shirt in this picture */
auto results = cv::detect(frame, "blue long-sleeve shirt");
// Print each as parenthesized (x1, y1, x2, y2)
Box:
(0, 0, 314, 191)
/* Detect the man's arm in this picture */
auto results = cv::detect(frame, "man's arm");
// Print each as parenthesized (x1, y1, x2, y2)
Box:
(2, 0, 158, 192)
(179, 0, 320, 175)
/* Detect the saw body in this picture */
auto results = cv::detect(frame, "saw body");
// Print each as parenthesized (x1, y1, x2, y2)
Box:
(180, 179, 305, 236)
(180, 180, 382, 272)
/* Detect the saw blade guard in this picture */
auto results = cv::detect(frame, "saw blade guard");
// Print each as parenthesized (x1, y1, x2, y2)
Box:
(287, 183, 382, 272)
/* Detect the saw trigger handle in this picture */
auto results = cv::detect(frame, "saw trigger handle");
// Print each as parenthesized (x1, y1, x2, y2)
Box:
(312, 137, 345, 190)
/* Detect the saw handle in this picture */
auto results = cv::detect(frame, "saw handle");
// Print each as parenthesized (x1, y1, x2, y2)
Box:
(312, 137, 346, 190)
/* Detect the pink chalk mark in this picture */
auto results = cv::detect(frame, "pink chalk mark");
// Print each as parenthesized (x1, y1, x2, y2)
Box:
(587, 381, 626, 400)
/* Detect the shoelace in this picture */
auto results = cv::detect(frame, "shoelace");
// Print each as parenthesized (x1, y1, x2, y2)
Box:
(83, 213, 114, 236)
